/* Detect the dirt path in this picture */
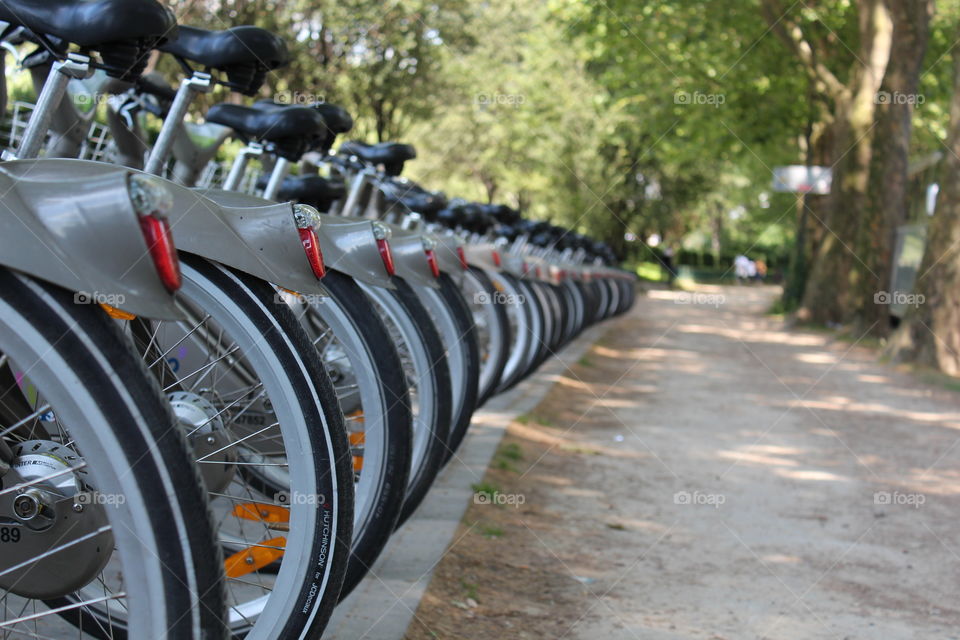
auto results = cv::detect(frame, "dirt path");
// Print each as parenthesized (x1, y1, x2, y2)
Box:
(405, 285, 960, 640)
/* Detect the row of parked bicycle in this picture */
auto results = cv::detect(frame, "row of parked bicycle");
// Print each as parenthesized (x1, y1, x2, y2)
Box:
(0, 1, 636, 638)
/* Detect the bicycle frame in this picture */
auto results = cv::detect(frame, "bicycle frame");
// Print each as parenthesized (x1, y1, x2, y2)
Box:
(12, 54, 331, 298)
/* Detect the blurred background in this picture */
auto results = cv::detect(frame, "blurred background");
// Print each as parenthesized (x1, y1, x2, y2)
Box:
(9, 0, 960, 373)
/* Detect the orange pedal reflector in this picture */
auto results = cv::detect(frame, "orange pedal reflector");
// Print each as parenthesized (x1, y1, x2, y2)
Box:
(348, 431, 366, 446)
(224, 537, 286, 578)
(231, 502, 290, 524)
(353, 455, 364, 472)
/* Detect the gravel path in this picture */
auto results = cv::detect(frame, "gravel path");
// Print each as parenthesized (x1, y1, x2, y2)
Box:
(407, 285, 960, 640)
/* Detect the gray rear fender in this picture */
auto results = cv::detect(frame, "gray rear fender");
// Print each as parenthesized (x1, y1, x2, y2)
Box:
(462, 242, 502, 273)
(0, 159, 181, 319)
(171, 186, 328, 296)
(195, 191, 395, 290)
(499, 253, 526, 278)
(385, 225, 440, 290)
(1, 159, 326, 302)
(433, 235, 465, 286)
(314, 214, 396, 290)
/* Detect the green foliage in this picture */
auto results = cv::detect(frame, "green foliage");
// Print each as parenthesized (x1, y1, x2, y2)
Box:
(20, 0, 959, 265)
(632, 261, 665, 282)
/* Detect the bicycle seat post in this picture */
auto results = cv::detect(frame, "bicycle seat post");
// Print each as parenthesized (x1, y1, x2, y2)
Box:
(400, 212, 422, 231)
(143, 71, 212, 175)
(512, 235, 529, 253)
(261, 156, 291, 200)
(221, 142, 263, 191)
(8, 53, 92, 160)
(339, 166, 377, 218)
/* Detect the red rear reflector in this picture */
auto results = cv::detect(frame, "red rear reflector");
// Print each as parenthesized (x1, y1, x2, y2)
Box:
(139, 214, 181, 292)
(492, 250, 501, 267)
(535, 266, 542, 278)
(377, 238, 396, 276)
(456, 246, 468, 269)
(425, 249, 440, 278)
(298, 227, 326, 279)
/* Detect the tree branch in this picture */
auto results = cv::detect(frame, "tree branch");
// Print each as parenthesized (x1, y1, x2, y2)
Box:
(760, 0, 846, 98)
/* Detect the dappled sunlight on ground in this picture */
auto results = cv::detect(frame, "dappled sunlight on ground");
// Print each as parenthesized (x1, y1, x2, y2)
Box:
(716, 449, 802, 468)
(410, 285, 960, 640)
(773, 468, 850, 482)
(859, 373, 893, 384)
(796, 352, 839, 364)
(675, 322, 830, 347)
(796, 398, 960, 427)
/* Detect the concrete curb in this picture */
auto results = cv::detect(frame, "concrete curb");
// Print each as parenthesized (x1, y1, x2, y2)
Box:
(325, 320, 610, 639)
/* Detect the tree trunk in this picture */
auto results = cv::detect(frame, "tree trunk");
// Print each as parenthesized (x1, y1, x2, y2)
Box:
(888, 34, 960, 374)
(856, 0, 933, 334)
(799, 0, 893, 325)
(711, 203, 723, 265)
(784, 104, 831, 312)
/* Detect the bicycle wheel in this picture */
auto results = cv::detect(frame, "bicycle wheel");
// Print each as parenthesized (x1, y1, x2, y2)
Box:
(284, 270, 412, 600)
(510, 278, 548, 386)
(526, 280, 557, 369)
(128, 256, 353, 639)
(459, 267, 509, 407)
(493, 272, 535, 393)
(0, 268, 226, 639)
(430, 273, 479, 462)
(358, 279, 451, 526)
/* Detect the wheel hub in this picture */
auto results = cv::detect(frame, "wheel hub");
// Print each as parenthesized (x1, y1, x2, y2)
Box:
(0, 440, 114, 599)
(169, 391, 237, 494)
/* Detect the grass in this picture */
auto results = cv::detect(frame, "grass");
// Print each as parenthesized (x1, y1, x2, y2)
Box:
(499, 442, 524, 461)
(516, 412, 553, 427)
(578, 356, 593, 367)
(915, 368, 960, 393)
(559, 443, 602, 455)
(479, 524, 504, 538)
(767, 297, 791, 317)
(460, 579, 479, 600)
(492, 442, 524, 472)
(634, 261, 664, 283)
(471, 481, 501, 499)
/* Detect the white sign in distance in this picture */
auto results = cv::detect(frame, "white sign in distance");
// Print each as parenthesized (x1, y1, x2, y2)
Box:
(772, 166, 832, 195)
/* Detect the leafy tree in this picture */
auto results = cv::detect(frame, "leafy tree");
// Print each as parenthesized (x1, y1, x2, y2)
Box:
(889, 28, 960, 373)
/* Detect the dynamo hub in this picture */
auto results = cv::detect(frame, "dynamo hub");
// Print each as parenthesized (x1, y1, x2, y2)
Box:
(0, 440, 114, 599)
